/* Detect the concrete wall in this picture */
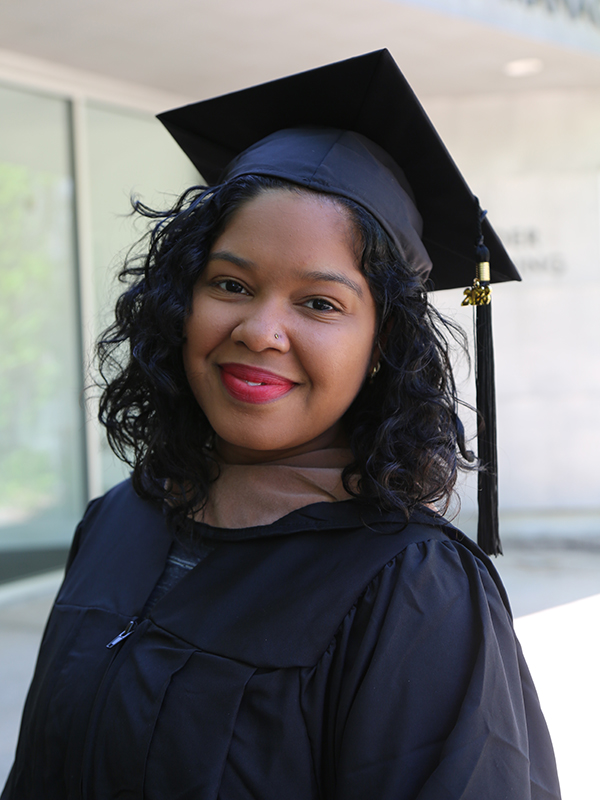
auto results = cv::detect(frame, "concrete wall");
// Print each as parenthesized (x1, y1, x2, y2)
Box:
(425, 87, 600, 543)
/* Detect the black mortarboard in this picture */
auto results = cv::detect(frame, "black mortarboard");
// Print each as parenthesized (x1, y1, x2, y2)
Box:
(158, 49, 519, 291)
(158, 49, 520, 554)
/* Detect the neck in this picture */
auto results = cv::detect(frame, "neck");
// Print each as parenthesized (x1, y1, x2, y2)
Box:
(214, 425, 348, 466)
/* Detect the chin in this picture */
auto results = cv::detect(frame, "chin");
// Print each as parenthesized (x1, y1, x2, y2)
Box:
(222, 435, 297, 453)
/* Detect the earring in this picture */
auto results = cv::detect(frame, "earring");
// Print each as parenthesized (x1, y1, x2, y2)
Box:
(369, 361, 381, 381)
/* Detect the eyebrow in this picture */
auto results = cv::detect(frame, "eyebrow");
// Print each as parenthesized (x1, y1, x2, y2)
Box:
(208, 251, 364, 298)
(302, 270, 363, 298)
(208, 251, 252, 270)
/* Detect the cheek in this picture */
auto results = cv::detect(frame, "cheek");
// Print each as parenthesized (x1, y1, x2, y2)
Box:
(184, 299, 229, 363)
(300, 324, 375, 398)
(182, 309, 220, 398)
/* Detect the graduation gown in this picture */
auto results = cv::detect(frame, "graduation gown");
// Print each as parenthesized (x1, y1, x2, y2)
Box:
(2, 479, 560, 800)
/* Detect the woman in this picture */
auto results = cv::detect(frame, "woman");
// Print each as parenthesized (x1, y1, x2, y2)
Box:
(2, 51, 560, 799)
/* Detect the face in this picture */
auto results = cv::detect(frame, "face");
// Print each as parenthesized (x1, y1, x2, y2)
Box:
(182, 189, 379, 464)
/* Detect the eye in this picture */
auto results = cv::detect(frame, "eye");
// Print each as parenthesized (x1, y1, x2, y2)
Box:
(304, 297, 339, 312)
(214, 279, 249, 295)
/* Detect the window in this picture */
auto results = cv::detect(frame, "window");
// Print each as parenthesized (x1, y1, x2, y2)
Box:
(0, 84, 199, 582)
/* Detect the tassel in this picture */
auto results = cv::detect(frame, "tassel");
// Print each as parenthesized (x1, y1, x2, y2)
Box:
(474, 268, 501, 556)
(462, 212, 502, 555)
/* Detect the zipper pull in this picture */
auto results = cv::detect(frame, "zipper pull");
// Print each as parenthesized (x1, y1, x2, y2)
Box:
(106, 618, 138, 649)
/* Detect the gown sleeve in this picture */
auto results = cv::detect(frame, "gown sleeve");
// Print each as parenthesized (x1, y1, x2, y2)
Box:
(328, 538, 561, 800)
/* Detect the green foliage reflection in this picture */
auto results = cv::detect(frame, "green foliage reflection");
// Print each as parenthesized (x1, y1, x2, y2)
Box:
(0, 162, 74, 516)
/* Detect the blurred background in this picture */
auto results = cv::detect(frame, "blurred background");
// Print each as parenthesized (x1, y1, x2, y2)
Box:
(0, 0, 599, 796)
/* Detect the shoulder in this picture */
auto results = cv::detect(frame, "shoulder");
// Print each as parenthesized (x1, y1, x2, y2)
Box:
(258, 498, 512, 627)
(86, 476, 153, 517)
(304, 502, 515, 686)
(74, 477, 163, 540)
(60, 478, 171, 600)
(324, 508, 516, 704)
(344, 533, 513, 656)
(310, 499, 511, 618)
(372, 518, 511, 619)
(267, 501, 514, 665)
(350, 503, 513, 640)
(63, 479, 133, 571)
(322, 515, 557, 800)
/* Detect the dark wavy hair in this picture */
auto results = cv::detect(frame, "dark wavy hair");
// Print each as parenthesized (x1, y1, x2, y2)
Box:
(97, 175, 475, 533)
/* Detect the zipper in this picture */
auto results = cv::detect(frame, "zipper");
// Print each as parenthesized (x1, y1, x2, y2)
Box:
(106, 618, 138, 649)
(81, 617, 141, 795)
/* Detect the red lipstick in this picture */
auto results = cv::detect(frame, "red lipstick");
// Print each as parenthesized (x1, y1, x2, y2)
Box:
(219, 363, 296, 404)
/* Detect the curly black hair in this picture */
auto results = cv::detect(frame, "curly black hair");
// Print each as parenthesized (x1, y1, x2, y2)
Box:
(97, 175, 475, 533)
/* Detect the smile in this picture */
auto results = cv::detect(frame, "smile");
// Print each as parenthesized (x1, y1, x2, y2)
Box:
(218, 363, 296, 404)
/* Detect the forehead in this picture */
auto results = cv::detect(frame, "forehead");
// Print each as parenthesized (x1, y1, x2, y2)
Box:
(214, 188, 360, 260)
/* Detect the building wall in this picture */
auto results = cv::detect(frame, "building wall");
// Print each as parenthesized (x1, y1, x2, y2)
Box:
(426, 87, 600, 542)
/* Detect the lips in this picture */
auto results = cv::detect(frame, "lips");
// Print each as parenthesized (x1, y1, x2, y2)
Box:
(218, 363, 297, 404)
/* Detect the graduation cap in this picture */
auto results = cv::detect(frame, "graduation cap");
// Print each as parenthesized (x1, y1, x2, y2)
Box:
(158, 48, 520, 555)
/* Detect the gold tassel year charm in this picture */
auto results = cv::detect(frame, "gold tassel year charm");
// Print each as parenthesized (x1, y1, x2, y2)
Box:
(462, 261, 492, 306)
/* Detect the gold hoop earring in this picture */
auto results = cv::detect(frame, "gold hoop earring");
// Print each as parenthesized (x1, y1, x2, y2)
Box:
(369, 361, 381, 381)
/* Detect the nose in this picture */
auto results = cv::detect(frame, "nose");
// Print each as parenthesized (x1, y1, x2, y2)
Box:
(230, 303, 290, 353)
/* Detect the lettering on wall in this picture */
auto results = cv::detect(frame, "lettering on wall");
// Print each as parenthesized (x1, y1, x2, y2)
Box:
(496, 226, 568, 277)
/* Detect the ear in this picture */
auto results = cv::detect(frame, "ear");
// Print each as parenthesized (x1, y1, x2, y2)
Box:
(369, 316, 393, 371)
(368, 344, 381, 374)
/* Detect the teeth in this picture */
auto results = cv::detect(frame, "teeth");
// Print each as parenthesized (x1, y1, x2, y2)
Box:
(245, 381, 264, 386)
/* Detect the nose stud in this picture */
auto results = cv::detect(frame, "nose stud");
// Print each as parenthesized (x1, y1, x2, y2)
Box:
(274, 333, 280, 340)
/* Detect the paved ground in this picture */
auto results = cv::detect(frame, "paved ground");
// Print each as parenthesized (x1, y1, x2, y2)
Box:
(1, 546, 599, 798)
(0, 571, 63, 790)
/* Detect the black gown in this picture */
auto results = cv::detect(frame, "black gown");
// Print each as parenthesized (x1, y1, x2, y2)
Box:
(2, 479, 560, 799)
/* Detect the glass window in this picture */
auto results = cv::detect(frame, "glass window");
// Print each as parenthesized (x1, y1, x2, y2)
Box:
(85, 102, 200, 492)
(0, 84, 85, 572)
